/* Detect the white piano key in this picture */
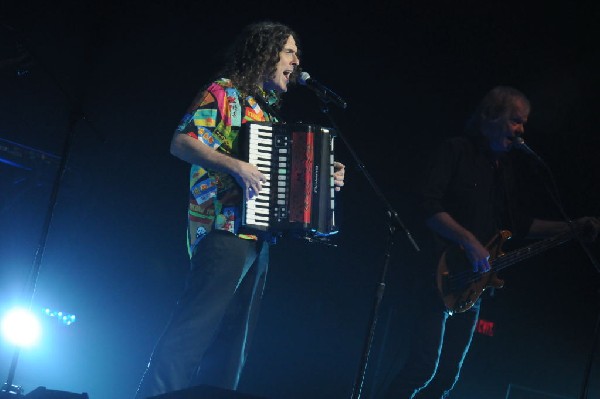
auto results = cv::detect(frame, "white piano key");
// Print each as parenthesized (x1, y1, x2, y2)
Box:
(246, 209, 270, 216)
(249, 125, 273, 133)
(247, 215, 270, 222)
(249, 144, 273, 151)
(249, 138, 274, 145)
(246, 198, 270, 206)
(248, 151, 272, 159)
(254, 133, 273, 139)
(246, 220, 269, 227)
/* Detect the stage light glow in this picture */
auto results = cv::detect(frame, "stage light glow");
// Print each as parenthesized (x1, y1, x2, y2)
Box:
(1, 307, 42, 348)
(43, 307, 77, 325)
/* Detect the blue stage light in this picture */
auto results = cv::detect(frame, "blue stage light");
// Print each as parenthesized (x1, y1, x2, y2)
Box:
(1, 307, 41, 348)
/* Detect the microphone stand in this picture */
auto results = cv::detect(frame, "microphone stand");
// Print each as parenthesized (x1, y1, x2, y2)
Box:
(580, 287, 600, 399)
(313, 96, 420, 399)
(518, 142, 600, 399)
(0, 22, 104, 397)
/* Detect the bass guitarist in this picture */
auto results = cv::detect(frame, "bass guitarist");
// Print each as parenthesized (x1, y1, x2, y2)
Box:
(383, 85, 599, 399)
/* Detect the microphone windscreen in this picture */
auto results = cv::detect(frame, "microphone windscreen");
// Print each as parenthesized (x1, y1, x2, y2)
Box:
(298, 71, 311, 85)
(513, 136, 525, 146)
(512, 136, 529, 152)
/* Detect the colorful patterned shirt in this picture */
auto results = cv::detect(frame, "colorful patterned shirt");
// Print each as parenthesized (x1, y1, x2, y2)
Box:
(175, 79, 278, 256)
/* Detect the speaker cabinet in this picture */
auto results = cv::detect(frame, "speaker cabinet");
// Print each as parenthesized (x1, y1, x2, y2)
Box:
(149, 385, 268, 399)
(25, 386, 89, 399)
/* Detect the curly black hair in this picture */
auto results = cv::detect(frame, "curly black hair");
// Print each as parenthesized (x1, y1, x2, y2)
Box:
(218, 21, 301, 104)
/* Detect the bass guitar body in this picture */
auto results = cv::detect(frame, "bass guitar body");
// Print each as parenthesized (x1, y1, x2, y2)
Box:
(436, 230, 511, 314)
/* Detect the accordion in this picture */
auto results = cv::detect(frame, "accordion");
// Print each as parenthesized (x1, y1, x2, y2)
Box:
(241, 122, 338, 237)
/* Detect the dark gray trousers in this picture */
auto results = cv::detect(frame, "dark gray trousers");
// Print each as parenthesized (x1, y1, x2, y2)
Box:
(134, 231, 269, 398)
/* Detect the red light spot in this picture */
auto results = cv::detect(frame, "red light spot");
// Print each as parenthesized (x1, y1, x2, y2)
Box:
(476, 319, 495, 336)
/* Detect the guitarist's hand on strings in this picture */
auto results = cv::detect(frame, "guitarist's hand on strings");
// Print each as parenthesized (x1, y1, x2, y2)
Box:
(462, 238, 491, 273)
(426, 212, 492, 273)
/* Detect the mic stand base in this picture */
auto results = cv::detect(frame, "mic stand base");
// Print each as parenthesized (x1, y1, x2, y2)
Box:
(0, 383, 24, 397)
(579, 288, 600, 399)
(350, 214, 397, 399)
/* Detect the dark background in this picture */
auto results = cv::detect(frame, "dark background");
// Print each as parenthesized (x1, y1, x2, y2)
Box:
(1, 1, 599, 398)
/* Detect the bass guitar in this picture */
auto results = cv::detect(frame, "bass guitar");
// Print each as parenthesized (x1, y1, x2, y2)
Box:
(437, 228, 578, 314)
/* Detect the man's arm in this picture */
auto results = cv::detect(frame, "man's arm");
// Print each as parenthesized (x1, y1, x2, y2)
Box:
(170, 133, 266, 198)
(426, 211, 492, 272)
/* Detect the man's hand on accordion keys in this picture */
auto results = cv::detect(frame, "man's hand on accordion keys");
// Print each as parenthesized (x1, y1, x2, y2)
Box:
(235, 161, 268, 200)
(333, 161, 345, 191)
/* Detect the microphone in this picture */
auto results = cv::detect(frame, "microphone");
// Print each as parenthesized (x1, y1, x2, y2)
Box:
(297, 72, 347, 109)
(512, 136, 545, 164)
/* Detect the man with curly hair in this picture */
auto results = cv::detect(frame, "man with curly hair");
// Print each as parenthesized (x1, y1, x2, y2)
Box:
(134, 21, 345, 398)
